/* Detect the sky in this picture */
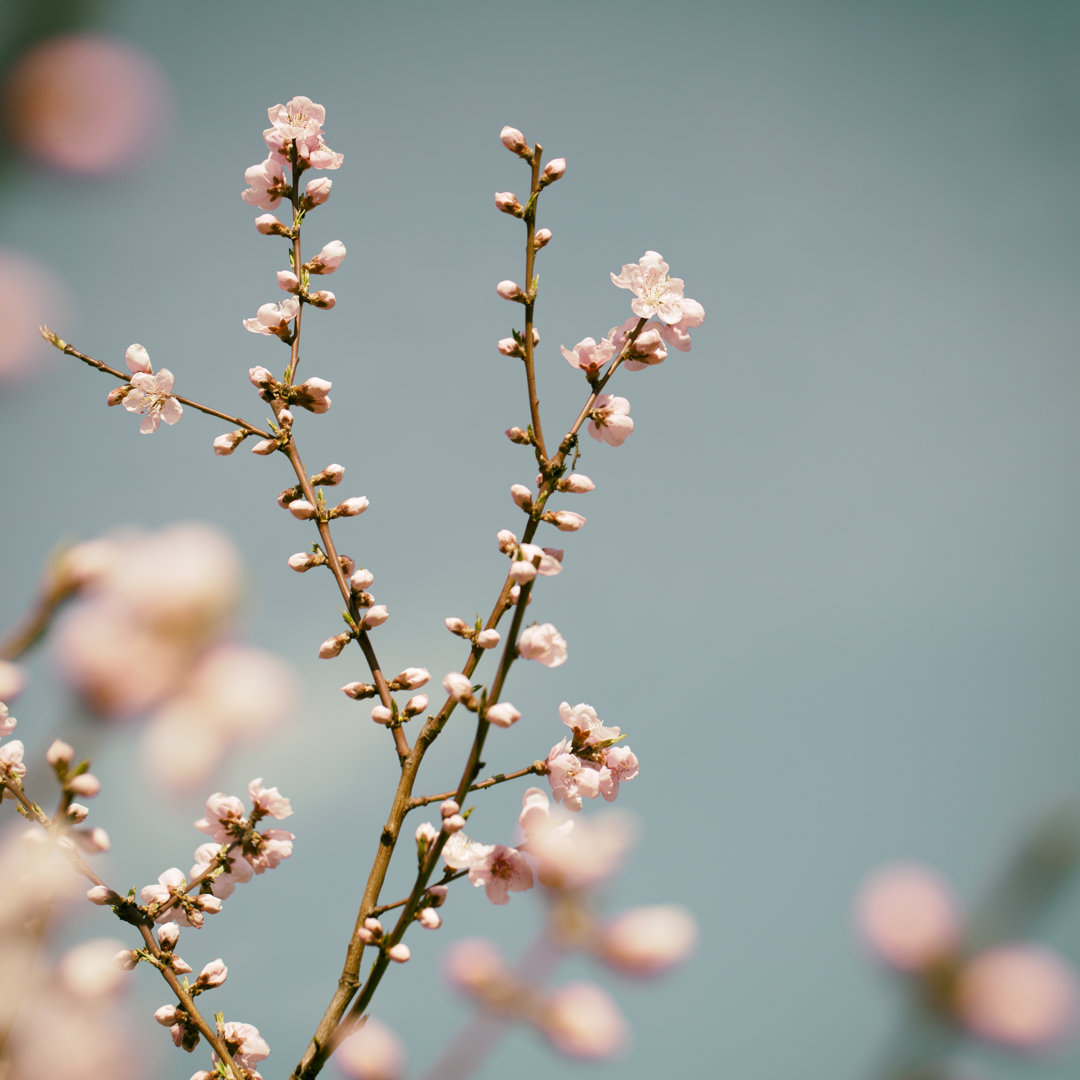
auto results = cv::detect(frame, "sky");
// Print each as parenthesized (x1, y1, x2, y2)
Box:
(1, 1, 1079, 1079)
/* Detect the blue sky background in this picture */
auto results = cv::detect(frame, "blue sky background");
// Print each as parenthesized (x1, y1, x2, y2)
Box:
(1, 1, 1079, 1078)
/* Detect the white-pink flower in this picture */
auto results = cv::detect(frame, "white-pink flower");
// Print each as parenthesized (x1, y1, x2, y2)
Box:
(122, 369, 182, 434)
(561, 337, 615, 378)
(518, 623, 567, 667)
(241, 157, 288, 211)
(587, 395, 633, 447)
(610, 251, 685, 325)
(248, 778, 292, 820)
(267, 96, 326, 139)
(242, 297, 299, 337)
(464, 843, 535, 905)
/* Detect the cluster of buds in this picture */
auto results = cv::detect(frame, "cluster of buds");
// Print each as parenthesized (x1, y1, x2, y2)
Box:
(444, 615, 501, 650)
(356, 916, 411, 963)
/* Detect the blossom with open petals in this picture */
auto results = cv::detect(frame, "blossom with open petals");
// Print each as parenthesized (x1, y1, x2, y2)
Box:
(241, 158, 288, 211)
(610, 251, 685, 325)
(123, 369, 182, 434)
(587, 395, 633, 447)
(518, 623, 567, 667)
(243, 297, 299, 337)
(561, 337, 615, 378)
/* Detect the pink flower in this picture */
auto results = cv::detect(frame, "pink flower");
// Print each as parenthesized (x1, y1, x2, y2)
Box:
(122, 368, 182, 433)
(305, 240, 346, 274)
(0, 703, 16, 738)
(610, 251, 686, 325)
(855, 863, 961, 972)
(217, 1021, 269, 1070)
(243, 297, 299, 337)
(529, 812, 635, 891)
(248, 778, 292, 819)
(468, 844, 534, 905)
(267, 96, 326, 140)
(0, 739, 26, 784)
(659, 297, 705, 352)
(594, 905, 698, 977)
(124, 343, 152, 374)
(518, 623, 568, 667)
(241, 157, 288, 211)
(587, 395, 633, 447)
(545, 742, 600, 811)
(538, 982, 628, 1060)
(955, 945, 1079, 1050)
(561, 336, 616, 377)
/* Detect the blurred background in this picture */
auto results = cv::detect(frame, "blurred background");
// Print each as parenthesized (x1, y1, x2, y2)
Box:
(0, 1, 1078, 1078)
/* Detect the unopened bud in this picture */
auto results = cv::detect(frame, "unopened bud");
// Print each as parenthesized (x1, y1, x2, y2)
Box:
(314, 463, 345, 485)
(539, 157, 566, 187)
(494, 191, 525, 217)
(361, 605, 389, 629)
(499, 125, 529, 157)
(106, 385, 130, 406)
(304, 240, 346, 275)
(417, 907, 442, 929)
(254, 214, 289, 236)
(557, 473, 595, 494)
(476, 629, 500, 649)
(277, 270, 301, 293)
(301, 177, 332, 208)
(195, 959, 228, 989)
(505, 426, 531, 444)
(288, 551, 325, 572)
(308, 290, 336, 309)
(213, 430, 247, 456)
(544, 509, 586, 532)
(485, 701, 521, 728)
(393, 668, 431, 690)
(442, 672, 474, 703)
(497, 337, 524, 357)
(46, 739, 74, 768)
(534, 227, 552, 248)
(319, 632, 352, 659)
(341, 681, 377, 699)
(251, 438, 279, 455)
(444, 616, 470, 637)
(387, 943, 410, 963)
(510, 484, 533, 510)
(68, 773, 100, 798)
(403, 694, 428, 717)
(371, 705, 393, 725)
(67, 803, 89, 823)
(496, 280, 526, 303)
(87, 885, 119, 906)
(350, 567, 374, 591)
(330, 496, 369, 518)
(288, 499, 318, 520)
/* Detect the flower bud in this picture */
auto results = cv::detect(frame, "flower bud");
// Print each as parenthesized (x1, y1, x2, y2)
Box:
(46, 739, 74, 767)
(301, 177, 332, 208)
(497, 337, 524, 357)
(67, 803, 89, 822)
(314, 463, 345, 485)
(106, 384, 131, 407)
(319, 632, 352, 659)
(534, 227, 552, 248)
(394, 668, 431, 690)
(340, 683, 374, 701)
(305, 240, 346, 274)
(539, 157, 566, 187)
(417, 907, 442, 929)
(496, 280, 526, 303)
(157, 922, 180, 949)
(288, 499, 317, 520)
(387, 943, 410, 963)
(248, 366, 275, 390)
(510, 484, 533, 510)
(403, 694, 428, 717)
(288, 551, 325, 572)
(195, 959, 228, 989)
(350, 567, 375, 591)
(68, 773, 101, 798)
(505, 426, 530, 444)
(361, 605, 389, 629)
(124, 344, 152, 374)
(254, 214, 289, 236)
(475, 629, 500, 649)
(308, 290, 336, 309)
(509, 561, 538, 584)
(251, 438, 279, 455)
(276, 270, 301, 293)
(371, 705, 393, 725)
(557, 473, 595, 494)
(442, 672, 474, 703)
(486, 702, 521, 728)
(87, 885, 119, 906)
(331, 496, 369, 518)
(494, 191, 525, 217)
(213, 430, 247, 456)
(544, 510, 586, 532)
(114, 950, 139, 970)
(444, 616, 470, 636)
(499, 125, 529, 156)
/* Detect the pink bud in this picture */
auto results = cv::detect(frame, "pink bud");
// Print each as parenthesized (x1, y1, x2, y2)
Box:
(316, 463, 345, 485)
(475, 629, 500, 649)
(510, 484, 533, 509)
(46, 739, 74, 767)
(332, 496, 369, 518)
(486, 702, 521, 728)
(213, 430, 247, 456)
(417, 907, 442, 929)
(248, 366, 275, 389)
(288, 552, 322, 572)
(388, 944, 411, 963)
(539, 982, 627, 1061)
(371, 705, 393, 725)
(403, 694, 428, 717)
(154, 1005, 179, 1027)
(305, 240, 346, 274)
(361, 605, 389, 629)
(319, 633, 352, 659)
(337, 1019, 405, 1080)
(350, 568, 375, 591)
(496, 530, 518, 553)
(497, 337, 523, 357)
(276, 270, 300, 293)
(499, 125, 529, 156)
(440, 799, 460, 818)
(443, 672, 474, 702)
(308, 290, 336, 309)
(558, 473, 595, 494)
(196, 959, 228, 989)
(509, 561, 538, 585)
(288, 499, 317, 520)
(395, 668, 430, 690)
(124, 343, 152, 374)
(251, 438, 279, 455)
(254, 214, 289, 236)
(301, 177, 332, 208)
(494, 191, 524, 217)
(534, 227, 552, 248)
(505, 426, 530, 443)
(341, 681, 376, 699)
(106, 385, 129, 406)
(114, 949, 139, 970)
(444, 617, 470, 636)
(67, 803, 89, 823)
(539, 158, 566, 187)
(77, 827, 110, 853)
(87, 885, 117, 905)
(68, 773, 100, 798)
(546, 510, 586, 532)
(441, 814, 465, 833)
(496, 280, 525, 302)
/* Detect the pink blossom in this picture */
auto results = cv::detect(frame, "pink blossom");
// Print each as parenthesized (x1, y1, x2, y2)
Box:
(659, 296, 705, 352)
(276, 270, 300, 293)
(595, 905, 698, 977)
(246, 827, 294, 874)
(855, 864, 961, 972)
(248, 778, 292, 819)
(302, 177, 333, 207)
(267, 96, 326, 140)
(217, 1021, 269, 1070)
(469, 844, 534, 905)
(546, 510, 586, 532)
(538, 982, 628, 1060)
(140, 868, 189, 923)
(529, 812, 635, 891)
(123, 369, 182, 433)
(243, 297, 299, 337)
(0, 661, 24, 701)
(955, 945, 1079, 1050)
(561, 336, 615, 377)
(305, 240, 346, 274)
(610, 250, 686, 325)
(1, 703, 16, 738)
(194, 793, 245, 844)
(546, 742, 601, 811)
(292, 376, 332, 413)
(598, 744, 639, 801)
(190, 842, 253, 899)
(518, 623, 568, 667)
(0, 738, 26, 784)
(336, 1017, 406, 1080)
(587, 395, 633, 447)
(241, 158, 288, 211)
